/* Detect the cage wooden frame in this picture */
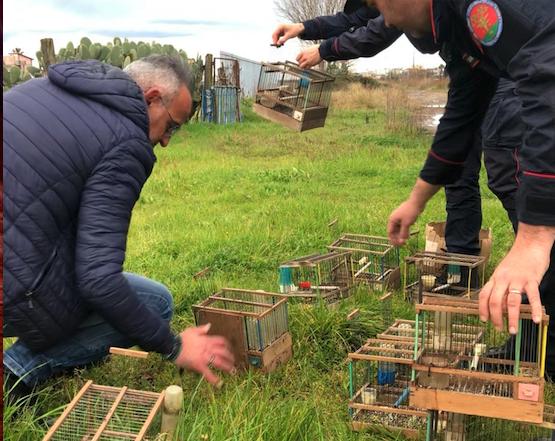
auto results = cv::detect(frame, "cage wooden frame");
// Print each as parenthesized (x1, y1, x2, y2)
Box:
(278, 252, 354, 304)
(192, 288, 292, 373)
(410, 297, 549, 424)
(253, 61, 335, 132)
(404, 251, 486, 302)
(42, 381, 165, 441)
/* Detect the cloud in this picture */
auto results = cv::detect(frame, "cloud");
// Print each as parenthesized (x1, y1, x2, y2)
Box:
(45, 0, 132, 16)
(88, 29, 195, 39)
(149, 19, 230, 26)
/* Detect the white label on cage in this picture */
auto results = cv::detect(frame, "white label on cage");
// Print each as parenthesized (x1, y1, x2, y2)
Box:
(293, 111, 303, 121)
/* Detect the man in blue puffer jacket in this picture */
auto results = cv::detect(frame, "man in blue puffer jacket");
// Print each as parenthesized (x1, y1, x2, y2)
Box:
(3, 55, 234, 394)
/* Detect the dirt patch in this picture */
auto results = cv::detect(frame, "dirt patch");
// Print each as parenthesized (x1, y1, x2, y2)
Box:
(406, 90, 447, 134)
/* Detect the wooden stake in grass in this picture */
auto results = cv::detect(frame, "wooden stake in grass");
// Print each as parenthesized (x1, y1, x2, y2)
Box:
(347, 309, 361, 321)
(161, 385, 183, 440)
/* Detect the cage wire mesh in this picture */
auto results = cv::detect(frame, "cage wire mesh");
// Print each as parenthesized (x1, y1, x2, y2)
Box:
(404, 251, 485, 301)
(42, 382, 163, 441)
(193, 288, 289, 352)
(349, 339, 427, 435)
(278, 252, 353, 304)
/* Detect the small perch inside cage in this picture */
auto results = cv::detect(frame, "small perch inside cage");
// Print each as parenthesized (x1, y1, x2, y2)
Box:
(279, 252, 353, 304)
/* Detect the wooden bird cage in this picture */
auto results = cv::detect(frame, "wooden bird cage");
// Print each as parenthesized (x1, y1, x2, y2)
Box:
(328, 234, 407, 291)
(192, 288, 292, 373)
(410, 297, 549, 424)
(42, 381, 164, 441)
(253, 61, 335, 132)
(404, 251, 485, 302)
(278, 252, 354, 304)
(348, 338, 427, 438)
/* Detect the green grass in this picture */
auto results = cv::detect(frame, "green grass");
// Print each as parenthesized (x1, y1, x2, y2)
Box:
(3, 97, 522, 440)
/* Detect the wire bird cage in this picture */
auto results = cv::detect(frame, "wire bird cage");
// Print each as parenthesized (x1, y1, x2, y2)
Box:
(410, 297, 549, 424)
(278, 252, 354, 304)
(327, 233, 419, 291)
(253, 61, 335, 132)
(42, 381, 164, 441)
(348, 338, 427, 438)
(192, 288, 292, 373)
(404, 251, 485, 302)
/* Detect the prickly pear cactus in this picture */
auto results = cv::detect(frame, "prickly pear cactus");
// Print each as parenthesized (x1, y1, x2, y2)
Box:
(4, 36, 201, 92)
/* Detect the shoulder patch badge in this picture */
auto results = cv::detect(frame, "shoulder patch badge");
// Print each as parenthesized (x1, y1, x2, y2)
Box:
(466, 0, 503, 46)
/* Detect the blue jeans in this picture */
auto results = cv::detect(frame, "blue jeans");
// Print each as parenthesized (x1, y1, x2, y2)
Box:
(3, 273, 173, 387)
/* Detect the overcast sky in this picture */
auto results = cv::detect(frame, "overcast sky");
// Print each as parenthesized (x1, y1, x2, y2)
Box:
(3, 0, 442, 73)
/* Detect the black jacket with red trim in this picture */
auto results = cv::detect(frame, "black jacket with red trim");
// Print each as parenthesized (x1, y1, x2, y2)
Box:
(301, 10, 402, 61)
(423, 0, 555, 226)
(301, 1, 555, 226)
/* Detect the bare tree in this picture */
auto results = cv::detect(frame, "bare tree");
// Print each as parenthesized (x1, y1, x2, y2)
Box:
(274, 0, 346, 29)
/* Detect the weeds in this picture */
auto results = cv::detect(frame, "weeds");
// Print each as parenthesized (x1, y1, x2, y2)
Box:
(3, 91, 517, 440)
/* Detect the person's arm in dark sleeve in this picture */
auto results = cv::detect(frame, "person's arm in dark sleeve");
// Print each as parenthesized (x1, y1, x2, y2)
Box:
(509, 36, 555, 226)
(74, 139, 174, 355)
(318, 16, 403, 62)
(420, 58, 498, 185)
(301, 6, 379, 40)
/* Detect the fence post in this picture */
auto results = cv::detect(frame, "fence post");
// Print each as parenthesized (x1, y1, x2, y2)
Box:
(204, 54, 213, 90)
(40, 38, 56, 75)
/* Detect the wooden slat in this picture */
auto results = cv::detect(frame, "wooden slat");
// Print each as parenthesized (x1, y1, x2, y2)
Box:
(208, 296, 272, 309)
(410, 386, 544, 423)
(348, 353, 413, 364)
(349, 403, 427, 417)
(412, 364, 542, 383)
(134, 390, 165, 441)
(109, 347, 148, 359)
(90, 387, 128, 441)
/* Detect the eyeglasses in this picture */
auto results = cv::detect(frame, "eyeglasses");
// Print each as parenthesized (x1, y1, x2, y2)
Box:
(159, 97, 181, 137)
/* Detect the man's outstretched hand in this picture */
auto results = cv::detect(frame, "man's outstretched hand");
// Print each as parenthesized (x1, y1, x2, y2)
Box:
(272, 23, 305, 47)
(174, 324, 235, 385)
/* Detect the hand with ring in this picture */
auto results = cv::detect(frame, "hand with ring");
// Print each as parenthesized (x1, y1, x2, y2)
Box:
(479, 223, 554, 334)
(173, 324, 235, 385)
